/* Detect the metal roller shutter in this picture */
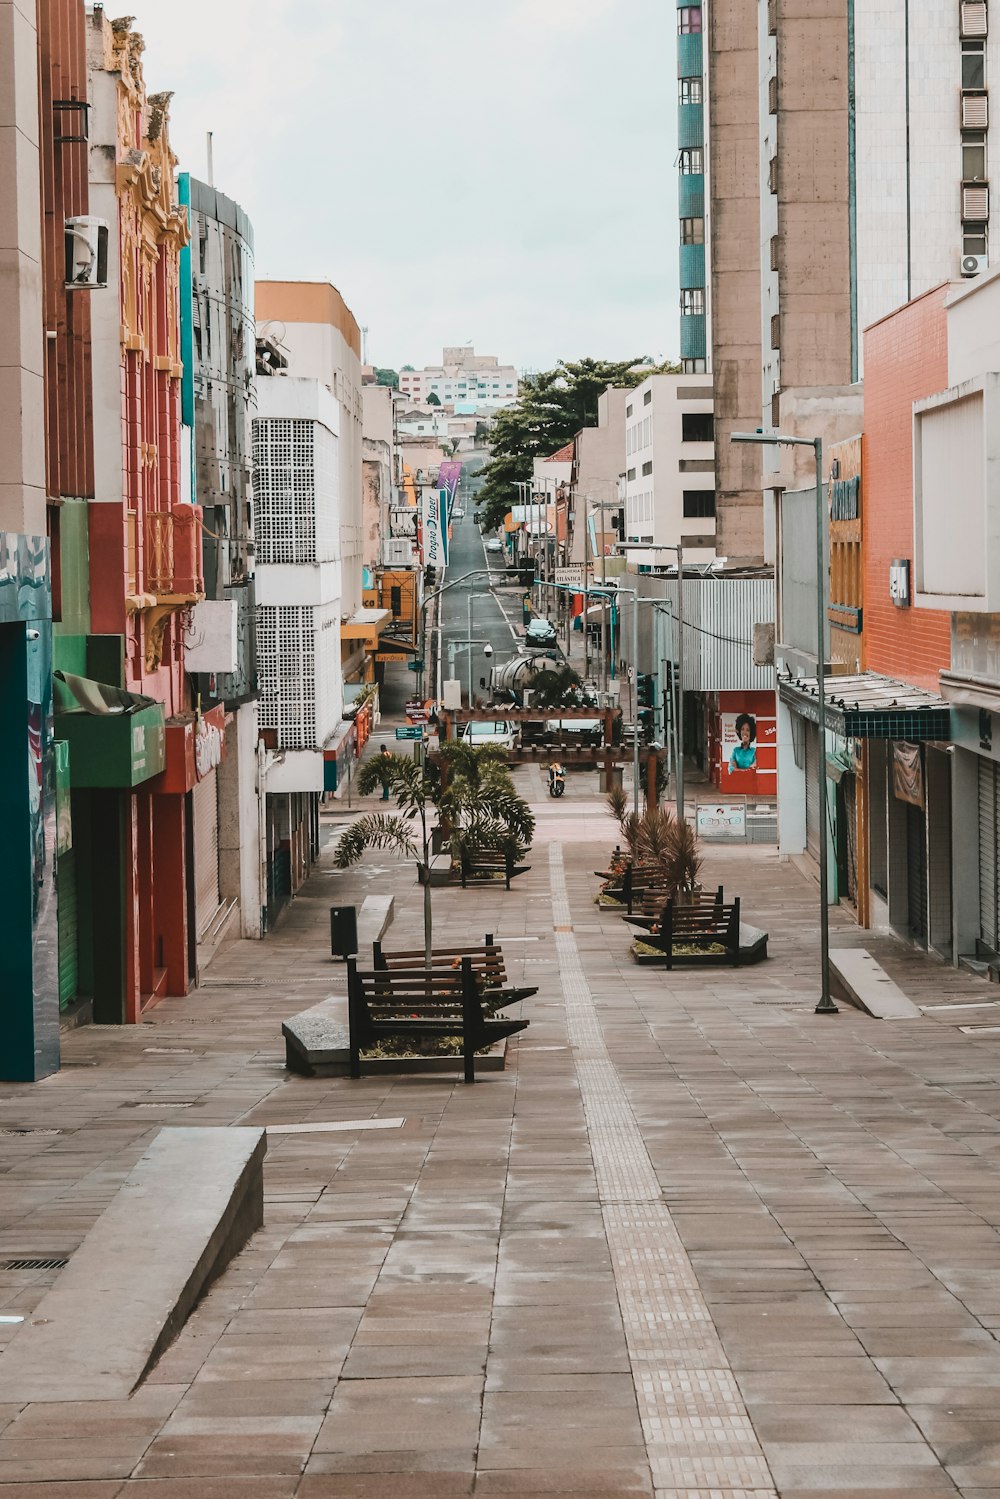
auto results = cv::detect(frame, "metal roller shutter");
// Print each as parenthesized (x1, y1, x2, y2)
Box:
(805, 723, 821, 862)
(843, 774, 858, 906)
(56, 849, 78, 1010)
(192, 773, 222, 940)
(979, 758, 1000, 952)
(906, 799, 928, 942)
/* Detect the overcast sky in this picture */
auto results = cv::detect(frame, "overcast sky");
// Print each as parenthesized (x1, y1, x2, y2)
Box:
(125, 0, 676, 374)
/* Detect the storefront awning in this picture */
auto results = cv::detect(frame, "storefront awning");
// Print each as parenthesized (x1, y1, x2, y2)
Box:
(340, 607, 391, 647)
(778, 671, 952, 740)
(54, 673, 166, 786)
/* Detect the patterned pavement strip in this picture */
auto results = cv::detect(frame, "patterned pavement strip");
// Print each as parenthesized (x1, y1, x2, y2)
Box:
(550, 842, 779, 1499)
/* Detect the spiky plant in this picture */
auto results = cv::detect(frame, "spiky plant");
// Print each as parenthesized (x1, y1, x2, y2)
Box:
(439, 741, 535, 863)
(662, 818, 702, 902)
(619, 810, 641, 862)
(637, 806, 676, 870)
(606, 783, 628, 827)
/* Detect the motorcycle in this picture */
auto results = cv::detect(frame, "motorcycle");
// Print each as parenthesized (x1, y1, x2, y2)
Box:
(548, 765, 566, 799)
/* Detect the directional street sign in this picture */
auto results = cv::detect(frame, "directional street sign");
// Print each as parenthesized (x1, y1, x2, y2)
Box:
(395, 726, 423, 741)
(407, 659, 425, 672)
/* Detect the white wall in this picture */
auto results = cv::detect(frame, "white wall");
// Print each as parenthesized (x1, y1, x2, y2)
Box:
(624, 374, 715, 556)
(0, 0, 46, 536)
(85, 24, 125, 508)
(855, 1, 999, 353)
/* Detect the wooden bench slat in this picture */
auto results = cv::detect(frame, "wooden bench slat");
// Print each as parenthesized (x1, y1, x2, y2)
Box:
(348, 955, 530, 1082)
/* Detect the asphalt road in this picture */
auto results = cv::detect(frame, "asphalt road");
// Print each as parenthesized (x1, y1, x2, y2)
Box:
(439, 501, 518, 706)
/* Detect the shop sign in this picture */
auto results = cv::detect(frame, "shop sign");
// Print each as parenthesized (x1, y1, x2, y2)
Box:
(696, 803, 747, 838)
(376, 651, 409, 663)
(555, 566, 583, 587)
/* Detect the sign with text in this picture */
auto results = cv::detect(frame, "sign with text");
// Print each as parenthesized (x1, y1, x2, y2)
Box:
(554, 566, 584, 588)
(696, 803, 747, 838)
(395, 725, 423, 741)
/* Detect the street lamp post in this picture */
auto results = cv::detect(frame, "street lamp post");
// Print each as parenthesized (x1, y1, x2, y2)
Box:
(731, 429, 837, 1016)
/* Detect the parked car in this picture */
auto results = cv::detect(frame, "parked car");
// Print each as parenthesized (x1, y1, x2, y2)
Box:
(485, 537, 504, 553)
(460, 719, 517, 751)
(544, 717, 603, 745)
(524, 617, 558, 648)
(452, 507, 465, 519)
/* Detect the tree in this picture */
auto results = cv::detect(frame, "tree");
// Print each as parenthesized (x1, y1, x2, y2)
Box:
(333, 745, 534, 961)
(477, 357, 679, 530)
(426, 390, 442, 406)
(523, 664, 585, 709)
(374, 367, 399, 389)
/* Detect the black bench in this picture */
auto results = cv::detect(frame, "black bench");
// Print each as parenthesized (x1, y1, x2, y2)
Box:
(347, 955, 529, 1083)
(372, 935, 538, 1005)
(623, 885, 725, 930)
(457, 849, 530, 890)
(649, 895, 741, 968)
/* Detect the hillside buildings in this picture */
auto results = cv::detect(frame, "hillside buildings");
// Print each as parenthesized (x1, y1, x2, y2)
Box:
(398, 346, 518, 407)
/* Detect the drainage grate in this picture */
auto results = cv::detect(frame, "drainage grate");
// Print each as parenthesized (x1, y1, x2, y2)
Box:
(6, 1257, 69, 1271)
(0, 1127, 61, 1136)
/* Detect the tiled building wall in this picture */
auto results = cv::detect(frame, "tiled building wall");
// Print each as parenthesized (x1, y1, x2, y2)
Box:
(862, 285, 951, 691)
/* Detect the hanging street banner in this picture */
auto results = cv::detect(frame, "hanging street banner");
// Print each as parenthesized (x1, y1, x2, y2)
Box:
(420, 485, 448, 575)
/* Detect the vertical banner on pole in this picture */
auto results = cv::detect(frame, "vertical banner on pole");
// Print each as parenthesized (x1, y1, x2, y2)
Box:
(438, 489, 450, 568)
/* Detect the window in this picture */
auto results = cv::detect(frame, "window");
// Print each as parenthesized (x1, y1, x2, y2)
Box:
(965, 229, 988, 255)
(641, 460, 653, 477)
(683, 358, 707, 374)
(626, 403, 633, 417)
(679, 77, 703, 104)
(683, 490, 716, 518)
(680, 216, 705, 244)
(681, 288, 705, 316)
(963, 42, 986, 90)
(682, 412, 714, 442)
(626, 467, 636, 482)
(678, 6, 702, 32)
(643, 389, 652, 406)
(964, 140, 987, 180)
(679, 148, 704, 175)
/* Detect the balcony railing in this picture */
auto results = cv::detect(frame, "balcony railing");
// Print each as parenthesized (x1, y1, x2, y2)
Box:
(144, 506, 204, 600)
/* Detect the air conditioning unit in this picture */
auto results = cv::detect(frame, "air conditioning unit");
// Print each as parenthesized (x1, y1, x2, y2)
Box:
(962, 253, 989, 277)
(64, 216, 108, 289)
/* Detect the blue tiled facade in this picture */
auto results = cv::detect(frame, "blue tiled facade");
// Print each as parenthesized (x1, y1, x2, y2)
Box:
(677, 3, 707, 372)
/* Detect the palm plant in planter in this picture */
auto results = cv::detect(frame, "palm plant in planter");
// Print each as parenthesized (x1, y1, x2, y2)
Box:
(333, 745, 534, 962)
(438, 740, 535, 873)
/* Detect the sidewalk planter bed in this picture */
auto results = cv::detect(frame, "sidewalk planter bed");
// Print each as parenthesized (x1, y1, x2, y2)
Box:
(357, 1037, 508, 1074)
(630, 926, 769, 967)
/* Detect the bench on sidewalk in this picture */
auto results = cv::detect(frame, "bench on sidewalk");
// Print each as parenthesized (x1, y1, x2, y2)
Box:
(348, 955, 529, 1083)
(457, 848, 530, 890)
(648, 895, 742, 969)
(0, 1126, 266, 1404)
(373, 934, 538, 1004)
(623, 885, 725, 930)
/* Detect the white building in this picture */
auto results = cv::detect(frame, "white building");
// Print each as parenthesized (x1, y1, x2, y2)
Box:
(623, 374, 715, 560)
(856, 1, 999, 345)
(399, 346, 518, 407)
(254, 377, 345, 791)
(255, 283, 365, 618)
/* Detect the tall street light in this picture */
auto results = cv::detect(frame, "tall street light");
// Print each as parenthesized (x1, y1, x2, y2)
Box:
(730, 430, 838, 1016)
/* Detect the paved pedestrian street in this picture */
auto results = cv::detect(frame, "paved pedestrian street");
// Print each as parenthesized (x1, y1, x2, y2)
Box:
(4, 798, 1000, 1497)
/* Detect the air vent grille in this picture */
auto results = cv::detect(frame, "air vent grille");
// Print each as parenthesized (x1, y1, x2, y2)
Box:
(961, 1, 988, 38)
(6, 1257, 69, 1271)
(963, 92, 989, 129)
(964, 184, 991, 221)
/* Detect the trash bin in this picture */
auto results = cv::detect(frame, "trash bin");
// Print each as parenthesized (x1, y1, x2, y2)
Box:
(330, 905, 358, 960)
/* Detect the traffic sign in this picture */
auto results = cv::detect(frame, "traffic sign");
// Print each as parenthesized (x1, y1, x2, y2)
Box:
(395, 725, 423, 741)
(407, 659, 425, 672)
(554, 566, 584, 587)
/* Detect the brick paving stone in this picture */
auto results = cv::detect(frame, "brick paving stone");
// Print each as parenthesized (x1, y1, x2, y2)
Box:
(8, 794, 1000, 1493)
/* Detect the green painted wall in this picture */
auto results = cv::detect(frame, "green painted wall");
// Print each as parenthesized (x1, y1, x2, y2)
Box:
(55, 498, 90, 638)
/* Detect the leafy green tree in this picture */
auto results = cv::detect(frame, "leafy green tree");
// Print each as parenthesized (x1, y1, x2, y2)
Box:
(333, 745, 534, 960)
(477, 357, 678, 530)
(374, 367, 399, 388)
(522, 664, 585, 708)
(426, 391, 442, 406)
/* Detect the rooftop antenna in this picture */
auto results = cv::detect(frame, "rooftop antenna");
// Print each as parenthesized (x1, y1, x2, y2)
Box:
(206, 131, 214, 187)
(362, 325, 369, 364)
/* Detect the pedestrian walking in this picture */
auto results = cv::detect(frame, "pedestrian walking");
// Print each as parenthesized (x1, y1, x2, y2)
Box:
(379, 743, 392, 800)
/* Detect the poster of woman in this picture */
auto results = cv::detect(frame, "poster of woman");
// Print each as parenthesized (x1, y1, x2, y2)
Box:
(727, 713, 757, 773)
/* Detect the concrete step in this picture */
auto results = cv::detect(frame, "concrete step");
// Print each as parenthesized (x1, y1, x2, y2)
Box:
(0, 1125, 266, 1403)
(283, 998, 350, 1076)
(829, 947, 922, 1020)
